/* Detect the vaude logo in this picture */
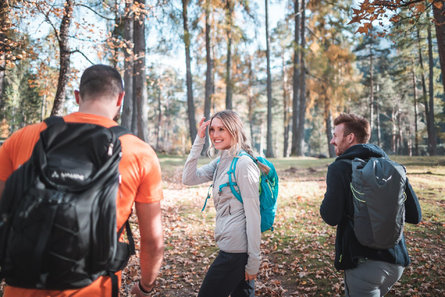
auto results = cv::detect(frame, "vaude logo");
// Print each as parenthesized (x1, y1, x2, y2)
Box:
(51, 170, 86, 181)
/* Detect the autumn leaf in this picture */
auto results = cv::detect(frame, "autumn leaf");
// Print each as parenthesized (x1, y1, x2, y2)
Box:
(434, 1, 444, 10)
(357, 26, 369, 34)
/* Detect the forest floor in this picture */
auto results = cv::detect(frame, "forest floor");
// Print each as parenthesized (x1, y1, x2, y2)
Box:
(119, 155, 445, 297)
(0, 156, 444, 297)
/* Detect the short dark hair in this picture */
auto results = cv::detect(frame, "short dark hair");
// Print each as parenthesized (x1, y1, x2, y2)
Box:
(79, 64, 124, 100)
(333, 113, 370, 143)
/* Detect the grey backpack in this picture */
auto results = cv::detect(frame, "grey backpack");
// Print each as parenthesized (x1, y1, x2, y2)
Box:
(349, 157, 407, 249)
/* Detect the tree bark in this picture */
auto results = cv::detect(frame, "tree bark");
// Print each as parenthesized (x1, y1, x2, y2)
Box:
(295, 0, 306, 156)
(376, 95, 381, 146)
(427, 17, 437, 155)
(265, 0, 274, 158)
(121, 0, 134, 132)
(51, 0, 73, 116)
(225, 0, 234, 110)
(247, 58, 255, 150)
(324, 97, 335, 158)
(202, 0, 213, 155)
(133, 0, 148, 142)
(369, 46, 374, 135)
(0, 0, 9, 111)
(417, 28, 429, 155)
(433, 2, 445, 95)
(412, 60, 419, 156)
(282, 49, 290, 157)
(183, 0, 197, 144)
(156, 86, 162, 150)
(290, 0, 300, 156)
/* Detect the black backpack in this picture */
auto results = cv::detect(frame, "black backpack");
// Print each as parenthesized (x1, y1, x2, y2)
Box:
(0, 117, 135, 297)
(346, 157, 407, 249)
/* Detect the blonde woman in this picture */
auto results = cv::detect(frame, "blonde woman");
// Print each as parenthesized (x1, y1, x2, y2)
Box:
(182, 110, 261, 297)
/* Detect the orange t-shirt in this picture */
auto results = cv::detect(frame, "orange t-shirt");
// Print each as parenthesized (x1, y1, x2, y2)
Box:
(0, 112, 163, 297)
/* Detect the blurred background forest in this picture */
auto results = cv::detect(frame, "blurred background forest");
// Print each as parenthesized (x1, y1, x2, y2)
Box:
(0, 0, 444, 158)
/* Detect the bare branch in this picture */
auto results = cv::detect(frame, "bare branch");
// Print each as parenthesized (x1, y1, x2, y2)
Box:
(34, 2, 61, 44)
(70, 49, 95, 65)
(373, 0, 426, 9)
(75, 3, 115, 21)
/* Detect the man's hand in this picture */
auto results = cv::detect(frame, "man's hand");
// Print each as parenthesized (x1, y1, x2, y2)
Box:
(245, 272, 257, 281)
(130, 281, 155, 296)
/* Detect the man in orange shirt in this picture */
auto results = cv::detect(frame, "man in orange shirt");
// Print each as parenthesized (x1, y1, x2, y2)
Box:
(0, 64, 164, 297)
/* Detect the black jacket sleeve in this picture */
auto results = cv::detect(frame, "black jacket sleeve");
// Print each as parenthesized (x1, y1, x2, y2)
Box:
(404, 178, 422, 224)
(320, 161, 350, 226)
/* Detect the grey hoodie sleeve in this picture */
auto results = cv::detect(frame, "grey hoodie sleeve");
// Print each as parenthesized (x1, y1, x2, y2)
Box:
(236, 157, 261, 275)
(182, 136, 217, 185)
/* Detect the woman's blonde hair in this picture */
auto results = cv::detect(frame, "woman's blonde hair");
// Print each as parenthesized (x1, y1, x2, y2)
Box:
(208, 110, 255, 157)
(208, 110, 271, 175)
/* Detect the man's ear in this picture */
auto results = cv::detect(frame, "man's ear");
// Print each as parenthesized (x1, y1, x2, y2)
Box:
(347, 133, 356, 145)
(116, 91, 125, 107)
(74, 90, 81, 104)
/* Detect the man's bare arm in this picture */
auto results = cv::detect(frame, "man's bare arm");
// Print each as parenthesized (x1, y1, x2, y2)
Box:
(135, 201, 164, 290)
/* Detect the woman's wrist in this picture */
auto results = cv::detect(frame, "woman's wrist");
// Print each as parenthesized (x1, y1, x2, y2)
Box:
(138, 280, 155, 295)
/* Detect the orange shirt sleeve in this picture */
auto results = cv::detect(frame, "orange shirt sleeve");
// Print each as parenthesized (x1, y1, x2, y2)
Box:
(0, 136, 14, 181)
(118, 134, 163, 204)
(0, 123, 45, 181)
(135, 147, 163, 203)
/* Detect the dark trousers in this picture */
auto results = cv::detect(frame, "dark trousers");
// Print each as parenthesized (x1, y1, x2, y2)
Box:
(198, 250, 255, 297)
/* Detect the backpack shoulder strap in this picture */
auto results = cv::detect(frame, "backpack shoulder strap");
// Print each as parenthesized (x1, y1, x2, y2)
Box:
(238, 150, 255, 162)
(44, 116, 65, 127)
(217, 153, 243, 203)
(109, 125, 131, 138)
(340, 158, 353, 165)
(201, 157, 221, 212)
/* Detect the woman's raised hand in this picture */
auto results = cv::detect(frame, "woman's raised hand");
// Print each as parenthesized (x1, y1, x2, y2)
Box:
(198, 117, 211, 138)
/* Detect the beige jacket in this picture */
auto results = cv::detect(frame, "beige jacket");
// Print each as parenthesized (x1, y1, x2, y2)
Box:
(182, 136, 261, 274)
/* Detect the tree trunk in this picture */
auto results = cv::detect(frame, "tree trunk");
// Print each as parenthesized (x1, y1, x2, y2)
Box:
(111, 1, 120, 68)
(51, 0, 73, 116)
(156, 89, 162, 150)
(376, 95, 381, 146)
(225, 0, 233, 110)
(183, 0, 197, 144)
(247, 58, 255, 150)
(0, 0, 9, 111)
(265, 0, 274, 158)
(202, 0, 213, 155)
(121, 0, 134, 132)
(396, 112, 402, 154)
(324, 98, 335, 157)
(391, 108, 397, 153)
(368, 46, 374, 135)
(290, 0, 300, 156)
(433, 2, 445, 95)
(412, 60, 419, 156)
(417, 27, 429, 155)
(282, 49, 290, 157)
(295, 0, 306, 156)
(427, 17, 437, 155)
(134, 0, 148, 142)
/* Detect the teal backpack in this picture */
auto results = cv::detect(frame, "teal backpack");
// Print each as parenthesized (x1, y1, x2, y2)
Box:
(203, 151, 279, 232)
